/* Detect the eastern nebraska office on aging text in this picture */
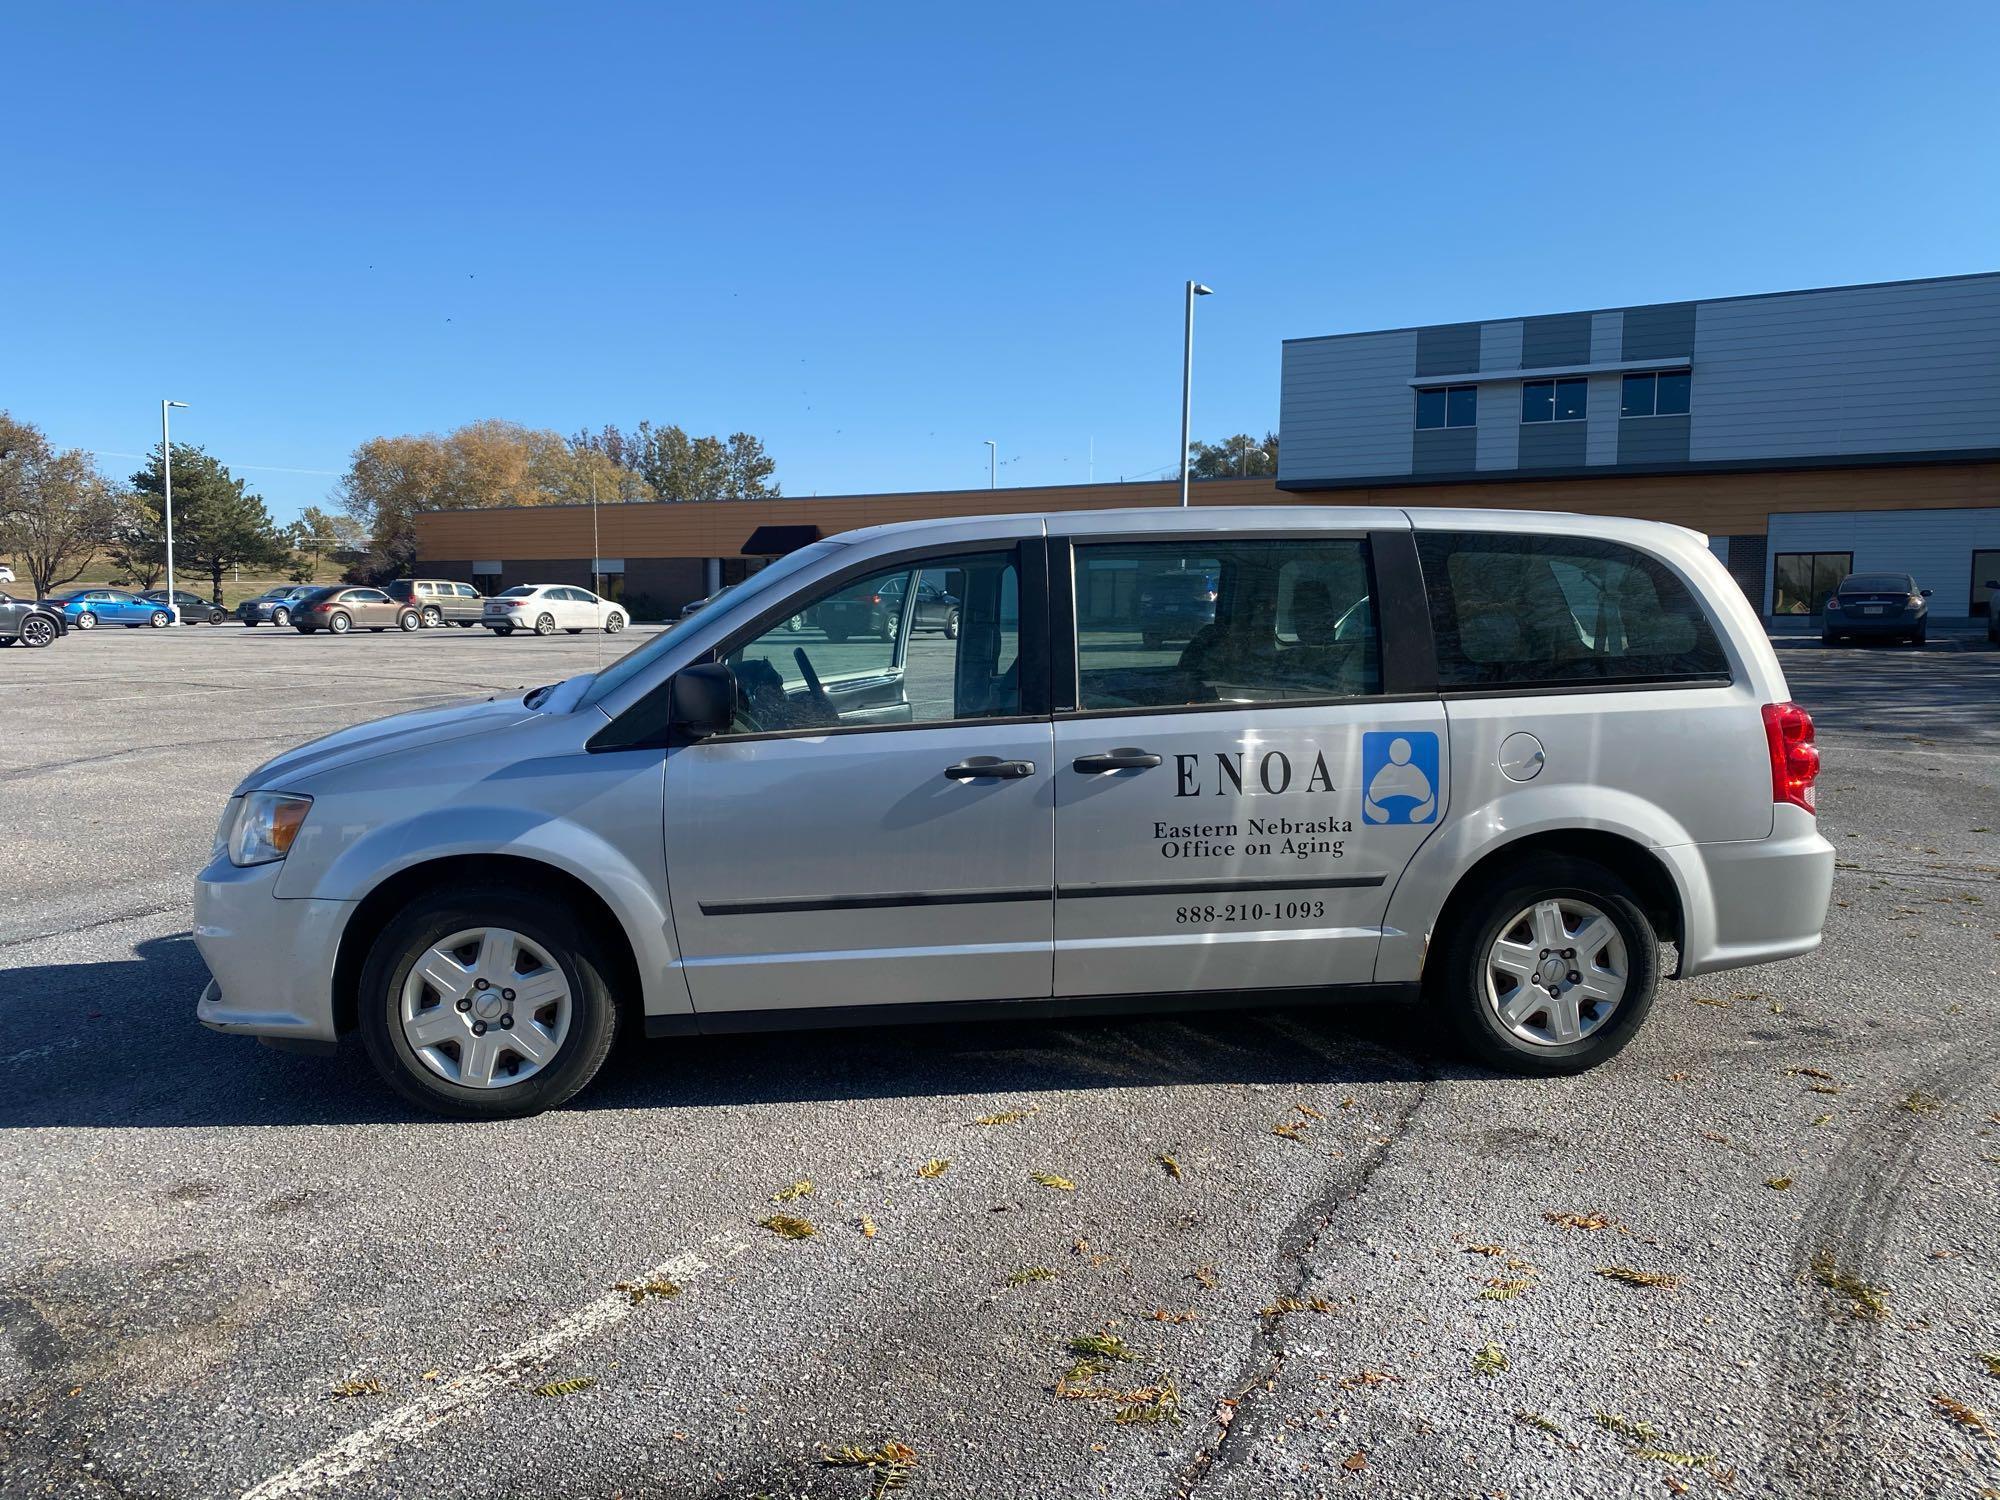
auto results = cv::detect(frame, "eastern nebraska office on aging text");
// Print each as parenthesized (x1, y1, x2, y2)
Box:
(416, 271, 2000, 621)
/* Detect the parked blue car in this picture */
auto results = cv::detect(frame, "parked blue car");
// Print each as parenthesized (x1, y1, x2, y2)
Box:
(40, 588, 174, 630)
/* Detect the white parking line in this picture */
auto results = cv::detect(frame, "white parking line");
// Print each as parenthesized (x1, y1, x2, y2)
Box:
(239, 1238, 747, 1500)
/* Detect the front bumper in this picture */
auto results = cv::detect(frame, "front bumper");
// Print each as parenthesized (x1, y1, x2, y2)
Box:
(193, 857, 355, 1044)
(1679, 805, 1835, 977)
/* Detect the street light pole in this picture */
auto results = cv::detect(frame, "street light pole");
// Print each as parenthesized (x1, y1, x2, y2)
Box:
(161, 401, 189, 622)
(983, 440, 997, 490)
(1179, 282, 1212, 507)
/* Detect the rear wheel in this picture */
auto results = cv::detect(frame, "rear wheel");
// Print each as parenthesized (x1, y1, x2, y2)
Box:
(149, 610, 171, 628)
(1142, 631, 1163, 651)
(421, 605, 443, 627)
(357, 887, 620, 1119)
(1910, 627, 1927, 646)
(295, 625, 317, 634)
(605, 612, 626, 634)
(1436, 854, 1660, 1075)
(943, 607, 961, 640)
(565, 627, 583, 635)
(492, 626, 514, 637)
(75, 612, 96, 631)
(825, 627, 849, 643)
(534, 613, 557, 636)
(328, 612, 352, 635)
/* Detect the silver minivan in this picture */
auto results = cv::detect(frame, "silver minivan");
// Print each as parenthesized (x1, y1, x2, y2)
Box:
(195, 507, 1833, 1117)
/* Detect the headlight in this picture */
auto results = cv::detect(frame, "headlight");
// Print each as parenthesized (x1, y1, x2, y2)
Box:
(229, 791, 313, 867)
(213, 796, 243, 862)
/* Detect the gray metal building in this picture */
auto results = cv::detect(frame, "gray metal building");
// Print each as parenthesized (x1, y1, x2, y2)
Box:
(1278, 271, 2000, 620)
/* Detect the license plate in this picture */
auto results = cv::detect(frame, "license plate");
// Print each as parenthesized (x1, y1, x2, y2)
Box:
(1862, 606, 1883, 615)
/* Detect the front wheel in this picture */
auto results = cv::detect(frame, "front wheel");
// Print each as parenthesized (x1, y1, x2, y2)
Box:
(943, 607, 961, 640)
(398, 610, 421, 632)
(1435, 855, 1660, 1075)
(357, 887, 620, 1118)
(272, 607, 291, 627)
(19, 616, 56, 648)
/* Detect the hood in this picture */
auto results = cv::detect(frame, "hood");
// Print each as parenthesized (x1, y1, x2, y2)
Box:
(237, 693, 545, 794)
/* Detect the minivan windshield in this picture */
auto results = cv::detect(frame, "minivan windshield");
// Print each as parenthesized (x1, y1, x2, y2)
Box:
(581, 540, 848, 706)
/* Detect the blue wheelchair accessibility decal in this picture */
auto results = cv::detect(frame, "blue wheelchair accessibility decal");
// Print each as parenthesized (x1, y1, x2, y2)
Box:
(1361, 731, 1439, 825)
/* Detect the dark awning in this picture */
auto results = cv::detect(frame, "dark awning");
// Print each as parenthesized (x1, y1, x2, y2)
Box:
(742, 524, 822, 556)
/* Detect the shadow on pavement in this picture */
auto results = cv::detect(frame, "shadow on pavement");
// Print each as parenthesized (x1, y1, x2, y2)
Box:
(0, 933, 1444, 1131)
(1774, 637, 2000, 742)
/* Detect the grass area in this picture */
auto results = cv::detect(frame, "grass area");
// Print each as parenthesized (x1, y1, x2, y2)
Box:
(0, 556, 336, 609)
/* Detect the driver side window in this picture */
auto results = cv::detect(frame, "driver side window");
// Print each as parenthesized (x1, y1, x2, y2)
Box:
(723, 549, 1021, 735)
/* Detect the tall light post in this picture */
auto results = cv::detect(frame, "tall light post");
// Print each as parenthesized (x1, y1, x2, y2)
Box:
(982, 440, 997, 490)
(161, 401, 189, 622)
(1179, 282, 1213, 507)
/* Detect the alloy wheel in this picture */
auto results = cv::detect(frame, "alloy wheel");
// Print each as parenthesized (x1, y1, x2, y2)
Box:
(399, 926, 572, 1088)
(1483, 897, 1628, 1047)
(20, 616, 55, 648)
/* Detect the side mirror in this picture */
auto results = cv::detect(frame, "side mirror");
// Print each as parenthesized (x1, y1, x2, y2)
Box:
(1921, 588, 1933, 597)
(1986, 579, 1999, 590)
(670, 662, 736, 741)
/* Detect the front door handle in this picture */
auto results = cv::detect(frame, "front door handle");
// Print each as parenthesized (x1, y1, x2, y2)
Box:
(1072, 747, 1163, 773)
(944, 757, 1036, 781)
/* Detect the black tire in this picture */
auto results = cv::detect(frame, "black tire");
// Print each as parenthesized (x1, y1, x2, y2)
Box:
(534, 612, 557, 636)
(1142, 632, 1163, 651)
(825, 627, 848, 644)
(329, 611, 352, 635)
(1821, 632, 1838, 645)
(943, 607, 960, 640)
(492, 626, 513, 637)
(295, 625, 317, 634)
(397, 610, 421, 632)
(356, 886, 621, 1119)
(1910, 628, 1927, 646)
(422, 606, 443, 628)
(1434, 854, 1661, 1076)
(75, 612, 96, 631)
(272, 607, 291, 627)
(241, 619, 257, 627)
(457, 620, 475, 628)
(19, 615, 55, 649)
(565, 627, 583, 635)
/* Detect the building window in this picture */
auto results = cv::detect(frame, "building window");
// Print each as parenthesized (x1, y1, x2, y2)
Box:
(1621, 370, 1691, 418)
(1772, 552, 1852, 616)
(1971, 550, 2000, 618)
(1415, 384, 1477, 430)
(1521, 377, 1587, 424)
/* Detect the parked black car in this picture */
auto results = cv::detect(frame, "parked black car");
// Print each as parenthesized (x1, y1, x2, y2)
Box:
(0, 592, 66, 648)
(1138, 569, 1218, 650)
(140, 588, 228, 624)
(817, 574, 959, 642)
(385, 578, 486, 627)
(1822, 572, 1931, 645)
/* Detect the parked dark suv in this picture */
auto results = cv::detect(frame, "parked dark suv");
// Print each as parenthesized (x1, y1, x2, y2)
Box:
(1822, 572, 1931, 646)
(385, 579, 486, 627)
(816, 573, 959, 642)
(1137, 569, 1218, 650)
(0, 591, 66, 648)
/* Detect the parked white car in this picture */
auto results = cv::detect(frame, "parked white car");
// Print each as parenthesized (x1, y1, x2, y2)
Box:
(0, 565, 14, 585)
(482, 585, 627, 637)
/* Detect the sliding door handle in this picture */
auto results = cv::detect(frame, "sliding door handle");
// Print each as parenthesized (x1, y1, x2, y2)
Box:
(944, 757, 1036, 781)
(1072, 748, 1163, 773)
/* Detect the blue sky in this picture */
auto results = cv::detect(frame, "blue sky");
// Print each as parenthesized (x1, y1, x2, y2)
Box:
(4, 1, 1996, 524)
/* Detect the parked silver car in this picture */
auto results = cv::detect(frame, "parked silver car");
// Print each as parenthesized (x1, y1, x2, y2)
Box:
(195, 506, 1832, 1117)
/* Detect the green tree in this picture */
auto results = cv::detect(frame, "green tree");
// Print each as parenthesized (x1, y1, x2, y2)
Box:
(575, 422, 778, 502)
(0, 413, 124, 598)
(1187, 431, 1279, 480)
(286, 505, 344, 583)
(130, 444, 285, 603)
(103, 491, 166, 589)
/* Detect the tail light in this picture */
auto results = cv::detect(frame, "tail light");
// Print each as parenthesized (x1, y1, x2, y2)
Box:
(1762, 702, 1820, 812)
(1824, 597, 1842, 611)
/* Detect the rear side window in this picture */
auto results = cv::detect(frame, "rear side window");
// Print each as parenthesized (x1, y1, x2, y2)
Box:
(1416, 531, 1728, 688)
(1074, 538, 1381, 710)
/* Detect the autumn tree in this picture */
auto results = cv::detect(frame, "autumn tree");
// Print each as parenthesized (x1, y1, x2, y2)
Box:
(0, 413, 124, 598)
(103, 492, 166, 589)
(286, 505, 346, 583)
(574, 422, 778, 502)
(334, 420, 656, 578)
(130, 444, 286, 603)
(1187, 431, 1279, 480)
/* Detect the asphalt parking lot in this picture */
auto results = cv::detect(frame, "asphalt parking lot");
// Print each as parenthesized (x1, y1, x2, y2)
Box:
(2, 624, 1998, 1500)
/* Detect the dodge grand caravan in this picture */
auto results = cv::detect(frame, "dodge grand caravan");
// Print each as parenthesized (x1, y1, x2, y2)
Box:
(195, 507, 1833, 1117)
